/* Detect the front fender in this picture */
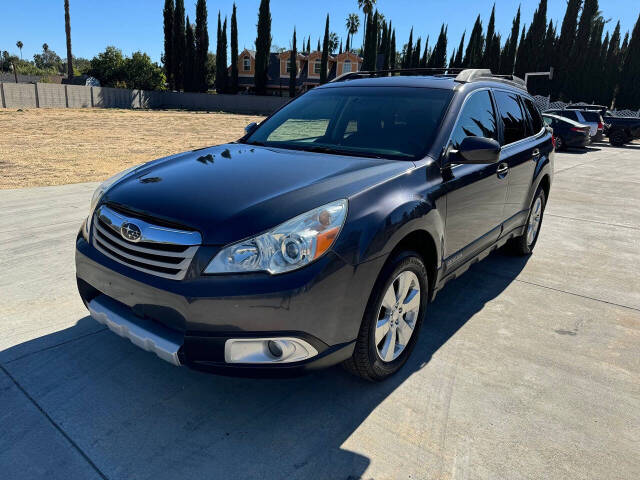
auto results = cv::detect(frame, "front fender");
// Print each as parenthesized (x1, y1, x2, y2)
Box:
(332, 164, 445, 269)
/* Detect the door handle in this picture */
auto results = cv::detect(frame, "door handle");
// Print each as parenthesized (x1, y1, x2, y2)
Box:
(496, 162, 509, 177)
(532, 148, 541, 160)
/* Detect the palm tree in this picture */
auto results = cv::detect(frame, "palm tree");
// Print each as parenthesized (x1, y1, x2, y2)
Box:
(42, 43, 49, 52)
(357, 0, 376, 17)
(64, 0, 73, 78)
(16, 41, 23, 59)
(346, 13, 360, 52)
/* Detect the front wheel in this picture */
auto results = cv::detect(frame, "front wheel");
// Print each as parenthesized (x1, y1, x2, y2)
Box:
(509, 188, 546, 255)
(343, 252, 428, 381)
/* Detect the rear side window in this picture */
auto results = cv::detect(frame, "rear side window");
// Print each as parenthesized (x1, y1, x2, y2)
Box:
(523, 98, 543, 133)
(494, 90, 527, 145)
(581, 111, 601, 122)
(562, 110, 579, 121)
(450, 90, 498, 150)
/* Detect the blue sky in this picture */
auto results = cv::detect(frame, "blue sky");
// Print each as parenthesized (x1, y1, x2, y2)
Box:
(2, 1, 638, 63)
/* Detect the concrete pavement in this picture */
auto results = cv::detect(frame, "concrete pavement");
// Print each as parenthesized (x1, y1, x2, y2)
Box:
(1, 144, 638, 480)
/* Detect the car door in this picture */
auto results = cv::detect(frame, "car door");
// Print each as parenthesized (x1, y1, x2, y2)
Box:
(442, 89, 507, 266)
(492, 90, 538, 227)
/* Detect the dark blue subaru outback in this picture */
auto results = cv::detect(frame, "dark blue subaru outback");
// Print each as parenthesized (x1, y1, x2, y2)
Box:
(76, 68, 553, 381)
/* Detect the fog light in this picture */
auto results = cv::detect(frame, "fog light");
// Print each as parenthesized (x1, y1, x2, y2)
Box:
(267, 340, 283, 358)
(224, 337, 318, 364)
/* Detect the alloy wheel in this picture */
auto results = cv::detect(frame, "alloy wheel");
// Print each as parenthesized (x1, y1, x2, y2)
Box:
(375, 270, 421, 362)
(527, 197, 543, 246)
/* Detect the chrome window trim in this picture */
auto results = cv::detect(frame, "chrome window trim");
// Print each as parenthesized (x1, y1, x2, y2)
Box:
(96, 205, 202, 246)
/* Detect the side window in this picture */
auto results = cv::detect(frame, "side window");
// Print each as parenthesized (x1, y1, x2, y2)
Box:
(450, 90, 498, 150)
(542, 116, 552, 126)
(563, 110, 579, 121)
(494, 90, 527, 145)
(523, 98, 543, 134)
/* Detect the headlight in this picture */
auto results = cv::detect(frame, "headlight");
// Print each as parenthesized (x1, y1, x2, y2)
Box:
(205, 199, 348, 275)
(83, 164, 144, 239)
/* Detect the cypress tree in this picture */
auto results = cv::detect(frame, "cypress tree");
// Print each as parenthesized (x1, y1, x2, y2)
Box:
(555, 0, 581, 98)
(173, 0, 185, 90)
(230, 3, 239, 93)
(584, 18, 604, 102)
(339, 39, 343, 54)
(454, 32, 465, 67)
(317, 38, 321, 51)
(616, 14, 640, 109)
(195, 0, 209, 92)
(514, 26, 527, 77)
(345, 35, 350, 53)
(320, 14, 330, 83)
(482, 4, 496, 69)
(307, 37, 311, 53)
(428, 24, 448, 68)
(571, 0, 599, 100)
(163, 0, 174, 89)
(464, 15, 484, 67)
(254, 0, 271, 95)
(289, 28, 297, 97)
(403, 27, 413, 69)
(420, 36, 430, 67)
(501, 6, 520, 74)
(411, 38, 421, 68)
(184, 17, 196, 92)
(449, 50, 455, 69)
(527, 0, 548, 75)
(215, 13, 228, 93)
(362, 12, 378, 70)
(603, 22, 622, 107)
(390, 29, 397, 69)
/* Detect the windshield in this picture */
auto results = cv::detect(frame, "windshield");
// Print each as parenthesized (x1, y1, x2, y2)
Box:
(243, 86, 453, 160)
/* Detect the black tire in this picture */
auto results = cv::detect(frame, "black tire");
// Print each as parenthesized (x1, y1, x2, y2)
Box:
(609, 130, 626, 147)
(555, 136, 564, 151)
(343, 251, 428, 381)
(509, 188, 546, 256)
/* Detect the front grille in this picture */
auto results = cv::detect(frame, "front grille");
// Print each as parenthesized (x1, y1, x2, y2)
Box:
(92, 206, 201, 280)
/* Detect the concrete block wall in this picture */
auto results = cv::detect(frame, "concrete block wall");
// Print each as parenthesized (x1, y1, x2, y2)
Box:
(0, 82, 288, 114)
(36, 83, 67, 108)
(66, 85, 92, 108)
(2, 83, 37, 108)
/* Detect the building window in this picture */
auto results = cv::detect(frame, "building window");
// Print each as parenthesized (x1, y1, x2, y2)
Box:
(286, 58, 295, 73)
(243, 56, 250, 71)
(314, 59, 322, 74)
(343, 60, 351, 73)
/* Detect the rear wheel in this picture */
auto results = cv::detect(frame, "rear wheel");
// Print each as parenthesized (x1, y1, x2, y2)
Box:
(343, 251, 427, 381)
(509, 188, 546, 256)
(610, 130, 627, 147)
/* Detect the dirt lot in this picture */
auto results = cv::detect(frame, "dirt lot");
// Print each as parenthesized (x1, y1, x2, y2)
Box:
(0, 108, 264, 189)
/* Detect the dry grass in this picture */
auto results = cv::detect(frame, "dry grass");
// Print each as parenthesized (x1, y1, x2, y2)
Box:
(0, 108, 264, 189)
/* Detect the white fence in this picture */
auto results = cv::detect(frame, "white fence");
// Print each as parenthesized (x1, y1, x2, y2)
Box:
(0, 82, 288, 115)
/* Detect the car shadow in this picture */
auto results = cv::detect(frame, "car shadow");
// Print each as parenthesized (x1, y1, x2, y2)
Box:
(559, 145, 601, 154)
(1, 250, 528, 480)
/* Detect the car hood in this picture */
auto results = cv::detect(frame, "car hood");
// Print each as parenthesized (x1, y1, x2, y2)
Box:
(103, 144, 411, 244)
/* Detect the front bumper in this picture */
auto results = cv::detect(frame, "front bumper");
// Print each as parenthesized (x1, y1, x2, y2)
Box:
(76, 235, 384, 376)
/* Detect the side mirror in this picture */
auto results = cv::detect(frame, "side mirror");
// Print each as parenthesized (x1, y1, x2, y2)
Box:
(452, 136, 501, 164)
(244, 122, 258, 136)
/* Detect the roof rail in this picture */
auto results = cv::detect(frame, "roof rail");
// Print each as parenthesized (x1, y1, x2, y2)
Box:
(330, 67, 465, 83)
(331, 67, 527, 91)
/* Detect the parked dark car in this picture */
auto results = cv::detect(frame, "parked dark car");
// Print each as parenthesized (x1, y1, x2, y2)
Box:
(545, 109, 604, 142)
(601, 113, 640, 146)
(542, 113, 590, 150)
(76, 68, 553, 381)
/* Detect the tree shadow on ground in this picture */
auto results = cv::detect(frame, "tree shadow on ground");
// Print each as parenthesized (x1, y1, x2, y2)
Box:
(0, 250, 528, 480)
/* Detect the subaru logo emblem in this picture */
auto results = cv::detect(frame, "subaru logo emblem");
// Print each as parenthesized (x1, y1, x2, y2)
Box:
(121, 222, 142, 242)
